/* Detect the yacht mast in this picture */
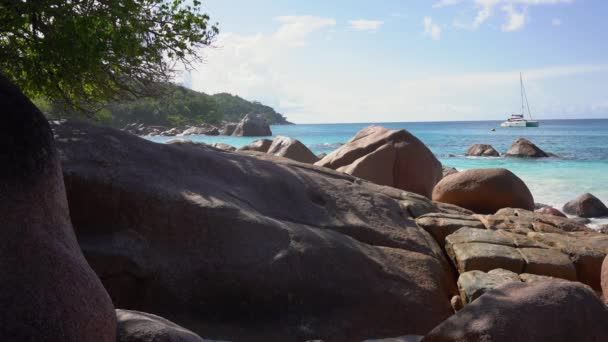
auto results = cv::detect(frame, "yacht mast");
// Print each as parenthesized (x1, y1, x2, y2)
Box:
(521, 73, 533, 120)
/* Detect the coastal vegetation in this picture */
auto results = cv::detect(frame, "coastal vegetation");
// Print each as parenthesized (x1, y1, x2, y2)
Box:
(35, 83, 291, 128)
(0, 0, 217, 112)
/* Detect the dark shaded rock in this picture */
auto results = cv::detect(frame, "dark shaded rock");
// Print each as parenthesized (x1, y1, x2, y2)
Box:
(232, 113, 272, 137)
(267, 136, 319, 164)
(563, 193, 608, 218)
(52, 120, 456, 341)
(237, 139, 273, 153)
(0, 75, 116, 340)
(432, 168, 534, 214)
(422, 281, 608, 342)
(465, 144, 499, 157)
(505, 138, 549, 158)
(117, 309, 205, 342)
(316, 126, 442, 198)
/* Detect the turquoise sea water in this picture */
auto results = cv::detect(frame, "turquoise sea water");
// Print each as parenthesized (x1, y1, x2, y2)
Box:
(148, 119, 608, 225)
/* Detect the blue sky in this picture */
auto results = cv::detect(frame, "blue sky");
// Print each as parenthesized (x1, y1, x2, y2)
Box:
(185, 0, 608, 123)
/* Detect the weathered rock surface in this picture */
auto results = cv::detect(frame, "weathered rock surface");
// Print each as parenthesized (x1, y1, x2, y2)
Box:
(181, 126, 220, 136)
(447, 241, 525, 274)
(266, 136, 319, 164)
(535, 206, 567, 218)
(221, 123, 237, 136)
(117, 309, 205, 342)
(423, 281, 608, 342)
(416, 213, 485, 245)
(0, 76, 116, 340)
(315, 126, 443, 198)
(442, 166, 458, 178)
(563, 193, 608, 218)
(481, 208, 592, 234)
(210, 143, 236, 152)
(526, 231, 608, 290)
(457, 269, 520, 303)
(465, 144, 499, 157)
(504, 138, 549, 158)
(432, 168, 534, 214)
(52, 120, 456, 341)
(231, 113, 272, 136)
(519, 247, 576, 280)
(237, 139, 273, 153)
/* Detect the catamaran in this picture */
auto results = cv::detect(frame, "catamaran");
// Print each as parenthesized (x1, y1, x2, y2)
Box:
(500, 73, 539, 128)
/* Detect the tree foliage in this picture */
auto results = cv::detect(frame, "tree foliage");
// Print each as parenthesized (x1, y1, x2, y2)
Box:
(0, 0, 218, 111)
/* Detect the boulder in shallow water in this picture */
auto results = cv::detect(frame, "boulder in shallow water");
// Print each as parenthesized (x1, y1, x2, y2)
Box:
(465, 144, 499, 157)
(231, 113, 272, 137)
(237, 138, 273, 153)
(315, 125, 442, 198)
(422, 280, 608, 342)
(432, 168, 534, 214)
(563, 193, 608, 218)
(267, 136, 319, 164)
(116, 310, 205, 342)
(0, 75, 116, 341)
(52, 120, 457, 341)
(505, 138, 549, 158)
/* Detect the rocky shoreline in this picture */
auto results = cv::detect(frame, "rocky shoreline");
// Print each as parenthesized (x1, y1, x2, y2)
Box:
(122, 112, 279, 138)
(4, 74, 608, 341)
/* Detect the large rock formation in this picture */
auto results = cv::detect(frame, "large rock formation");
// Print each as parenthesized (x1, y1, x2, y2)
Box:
(465, 144, 499, 157)
(563, 193, 608, 218)
(505, 138, 549, 158)
(315, 126, 443, 198)
(266, 136, 319, 164)
(231, 113, 272, 137)
(432, 168, 534, 214)
(52, 120, 456, 341)
(116, 310, 204, 342)
(423, 281, 608, 342)
(0, 75, 116, 340)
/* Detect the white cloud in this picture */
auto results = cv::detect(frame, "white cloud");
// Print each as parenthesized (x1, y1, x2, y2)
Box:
(273, 16, 336, 46)
(433, 0, 463, 8)
(501, 5, 526, 31)
(552, 18, 562, 26)
(438, 0, 573, 30)
(423, 17, 442, 40)
(349, 19, 384, 31)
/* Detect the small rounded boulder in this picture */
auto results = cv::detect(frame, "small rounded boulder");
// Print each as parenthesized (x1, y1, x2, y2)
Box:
(432, 168, 534, 214)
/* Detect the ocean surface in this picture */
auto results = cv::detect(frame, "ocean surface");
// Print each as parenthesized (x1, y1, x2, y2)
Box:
(147, 119, 608, 227)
